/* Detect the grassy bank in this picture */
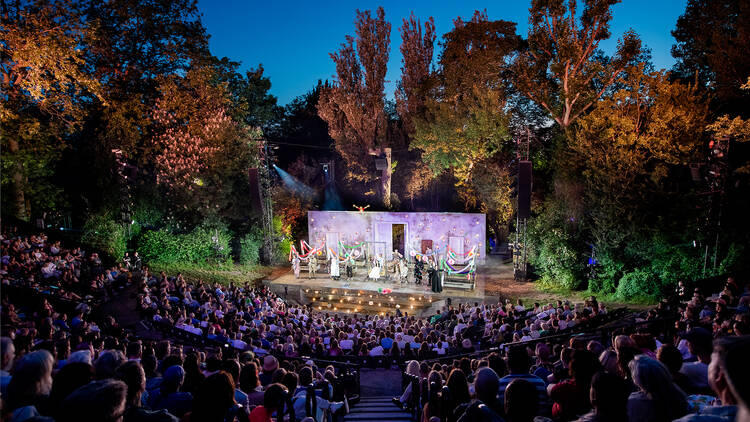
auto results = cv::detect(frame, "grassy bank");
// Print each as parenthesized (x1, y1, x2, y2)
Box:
(146, 262, 274, 286)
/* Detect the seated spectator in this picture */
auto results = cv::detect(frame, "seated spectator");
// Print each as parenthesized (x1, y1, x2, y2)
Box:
(1, 336, 15, 397)
(58, 379, 127, 422)
(674, 336, 750, 422)
(145, 365, 193, 418)
(548, 350, 600, 421)
(393, 360, 421, 408)
(4, 350, 54, 422)
(249, 383, 293, 422)
(44, 362, 94, 418)
(680, 327, 713, 394)
(116, 360, 178, 422)
(259, 356, 278, 387)
(656, 344, 691, 393)
(572, 371, 629, 422)
(504, 378, 550, 422)
(627, 355, 688, 422)
(445, 368, 472, 422)
(184, 371, 247, 422)
(498, 347, 550, 416)
(457, 367, 502, 422)
(240, 362, 265, 406)
(291, 366, 344, 421)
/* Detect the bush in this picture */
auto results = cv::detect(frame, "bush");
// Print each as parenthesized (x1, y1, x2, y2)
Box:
(528, 204, 586, 290)
(615, 268, 661, 300)
(238, 230, 263, 266)
(81, 212, 126, 261)
(138, 225, 232, 265)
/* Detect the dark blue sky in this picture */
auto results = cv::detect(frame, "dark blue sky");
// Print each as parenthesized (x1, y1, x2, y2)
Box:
(197, 0, 687, 106)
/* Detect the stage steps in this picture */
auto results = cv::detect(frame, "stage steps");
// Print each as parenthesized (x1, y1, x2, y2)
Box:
(304, 287, 434, 316)
(344, 396, 414, 422)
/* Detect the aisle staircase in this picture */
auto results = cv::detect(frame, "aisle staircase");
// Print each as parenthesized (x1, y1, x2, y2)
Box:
(344, 396, 414, 422)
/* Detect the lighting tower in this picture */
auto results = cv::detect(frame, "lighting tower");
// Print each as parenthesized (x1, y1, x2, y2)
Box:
(511, 129, 532, 281)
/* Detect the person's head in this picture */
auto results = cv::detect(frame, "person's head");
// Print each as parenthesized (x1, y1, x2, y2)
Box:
(263, 355, 279, 373)
(569, 350, 600, 386)
(629, 355, 687, 420)
(474, 367, 500, 404)
(506, 346, 531, 374)
(298, 366, 314, 386)
(5, 349, 54, 410)
(282, 371, 299, 393)
(1, 336, 15, 371)
(240, 361, 260, 392)
(222, 359, 241, 386)
(116, 360, 146, 407)
(504, 378, 538, 422)
(682, 327, 713, 360)
(161, 364, 185, 394)
(405, 360, 420, 377)
(709, 336, 750, 406)
(190, 371, 236, 422)
(126, 341, 142, 360)
(446, 368, 471, 406)
(656, 344, 683, 375)
(47, 362, 95, 417)
(589, 371, 629, 421)
(59, 379, 127, 422)
(95, 349, 127, 380)
(263, 383, 289, 412)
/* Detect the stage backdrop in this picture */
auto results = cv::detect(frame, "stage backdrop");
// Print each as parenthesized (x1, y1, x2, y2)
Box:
(307, 211, 486, 263)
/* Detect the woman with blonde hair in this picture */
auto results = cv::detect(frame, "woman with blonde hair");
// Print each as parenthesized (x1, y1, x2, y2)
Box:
(392, 360, 420, 409)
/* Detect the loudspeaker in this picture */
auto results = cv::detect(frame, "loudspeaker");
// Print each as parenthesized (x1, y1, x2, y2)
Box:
(248, 168, 263, 216)
(518, 161, 532, 219)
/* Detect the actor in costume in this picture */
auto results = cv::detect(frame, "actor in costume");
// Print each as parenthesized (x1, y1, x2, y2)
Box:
(308, 255, 318, 279)
(329, 254, 340, 280)
(292, 255, 301, 279)
(414, 256, 424, 284)
(368, 254, 383, 280)
(399, 258, 409, 283)
(345, 255, 355, 279)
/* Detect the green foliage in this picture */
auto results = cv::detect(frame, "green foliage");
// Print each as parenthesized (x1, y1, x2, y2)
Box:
(81, 212, 127, 261)
(238, 230, 263, 266)
(138, 225, 232, 265)
(615, 268, 661, 300)
(527, 202, 586, 290)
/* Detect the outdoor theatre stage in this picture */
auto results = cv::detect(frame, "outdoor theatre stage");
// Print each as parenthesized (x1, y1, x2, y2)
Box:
(263, 211, 514, 316)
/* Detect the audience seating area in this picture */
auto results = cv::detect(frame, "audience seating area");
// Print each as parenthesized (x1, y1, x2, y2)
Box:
(1, 229, 749, 422)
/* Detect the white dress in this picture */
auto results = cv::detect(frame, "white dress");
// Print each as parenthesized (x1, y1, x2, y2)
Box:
(330, 257, 340, 278)
(368, 261, 381, 279)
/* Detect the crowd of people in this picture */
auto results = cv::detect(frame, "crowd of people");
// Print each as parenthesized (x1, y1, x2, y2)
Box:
(2, 228, 749, 422)
(392, 276, 750, 422)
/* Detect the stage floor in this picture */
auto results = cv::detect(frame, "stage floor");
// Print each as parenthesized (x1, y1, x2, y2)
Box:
(264, 256, 515, 303)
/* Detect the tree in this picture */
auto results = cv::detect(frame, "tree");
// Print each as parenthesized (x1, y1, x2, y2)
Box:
(317, 7, 391, 206)
(512, 0, 642, 131)
(1, 0, 102, 220)
(671, 0, 750, 116)
(571, 64, 709, 248)
(411, 11, 519, 225)
(151, 66, 259, 226)
(395, 12, 435, 135)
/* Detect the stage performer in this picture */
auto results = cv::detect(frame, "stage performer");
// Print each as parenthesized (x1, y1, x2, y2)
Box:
(368, 254, 383, 280)
(427, 258, 437, 291)
(399, 258, 409, 284)
(329, 254, 340, 280)
(308, 255, 318, 279)
(292, 255, 301, 279)
(414, 256, 424, 284)
(345, 255, 355, 279)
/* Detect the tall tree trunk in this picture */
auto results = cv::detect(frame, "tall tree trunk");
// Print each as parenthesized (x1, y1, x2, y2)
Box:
(381, 147, 391, 208)
(7, 137, 28, 221)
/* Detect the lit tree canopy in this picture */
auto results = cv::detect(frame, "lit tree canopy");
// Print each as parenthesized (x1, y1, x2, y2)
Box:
(513, 0, 642, 130)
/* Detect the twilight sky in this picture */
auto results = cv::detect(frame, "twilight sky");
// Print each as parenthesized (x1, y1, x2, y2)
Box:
(197, 0, 688, 106)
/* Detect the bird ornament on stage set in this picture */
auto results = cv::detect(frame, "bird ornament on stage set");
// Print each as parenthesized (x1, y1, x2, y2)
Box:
(352, 204, 370, 214)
